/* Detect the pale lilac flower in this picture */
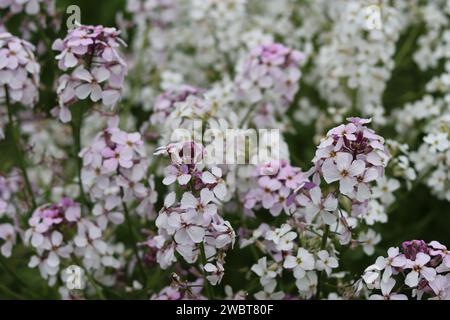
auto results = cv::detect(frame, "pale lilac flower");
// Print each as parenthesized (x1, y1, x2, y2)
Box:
(180, 189, 218, 224)
(404, 253, 436, 287)
(73, 67, 110, 102)
(236, 43, 304, 109)
(428, 275, 450, 300)
(0, 223, 15, 257)
(101, 146, 134, 171)
(369, 278, 407, 300)
(430, 241, 450, 268)
(322, 152, 365, 195)
(245, 160, 307, 216)
(201, 166, 227, 200)
(204, 262, 224, 286)
(297, 186, 338, 224)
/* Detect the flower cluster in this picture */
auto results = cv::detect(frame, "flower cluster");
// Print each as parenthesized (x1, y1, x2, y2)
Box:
(361, 240, 450, 300)
(149, 141, 235, 286)
(235, 43, 304, 106)
(248, 223, 339, 300)
(313, 117, 390, 216)
(126, 0, 177, 26)
(1, 0, 450, 301)
(411, 113, 450, 201)
(310, 0, 411, 124)
(80, 117, 157, 226)
(0, 170, 22, 258)
(52, 25, 127, 122)
(0, 0, 52, 15)
(0, 32, 40, 114)
(25, 197, 124, 286)
(0, 169, 21, 218)
(244, 160, 308, 216)
(24, 198, 80, 283)
(150, 85, 204, 126)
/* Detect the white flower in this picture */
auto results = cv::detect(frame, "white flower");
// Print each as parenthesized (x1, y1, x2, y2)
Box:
(369, 278, 407, 300)
(204, 262, 224, 286)
(298, 186, 337, 225)
(295, 271, 318, 299)
(171, 210, 205, 245)
(265, 224, 297, 251)
(358, 229, 381, 256)
(251, 257, 278, 292)
(283, 248, 315, 279)
(201, 166, 227, 200)
(315, 250, 338, 275)
(372, 178, 400, 206)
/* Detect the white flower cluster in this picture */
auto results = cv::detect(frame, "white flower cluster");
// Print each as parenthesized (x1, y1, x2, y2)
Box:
(309, 0, 411, 124)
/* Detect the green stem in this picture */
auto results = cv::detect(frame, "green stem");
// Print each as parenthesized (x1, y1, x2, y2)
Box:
(71, 105, 91, 209)
(5, 86, 36, 209)
(0, 281, 26, 299)
(0, 255, 39, 298)
(120, 188, 148, 285)
(199, 242, 214, 300)
(394, 25, 421, 67)
(316, 225, 330, 300)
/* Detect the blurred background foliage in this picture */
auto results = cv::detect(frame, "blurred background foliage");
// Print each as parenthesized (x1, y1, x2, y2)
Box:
(0, 0, 449, 299)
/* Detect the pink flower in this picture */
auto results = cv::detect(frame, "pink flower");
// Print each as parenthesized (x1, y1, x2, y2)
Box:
(258, 176, 282, 209)
(327, 123, 357, 148)
(236, 43, 304, 106)
(278, 165, 306, 189)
